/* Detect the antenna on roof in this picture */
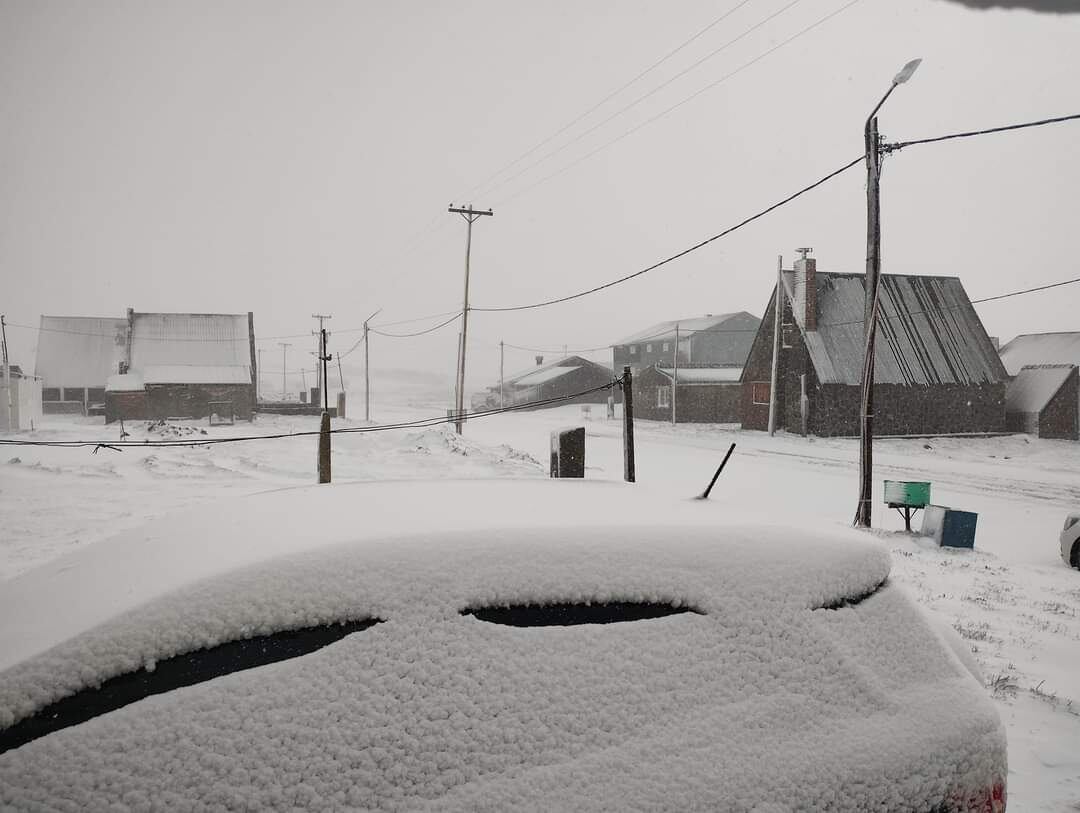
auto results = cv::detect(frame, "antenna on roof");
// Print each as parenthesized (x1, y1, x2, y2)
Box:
(795, 247, 813, 260)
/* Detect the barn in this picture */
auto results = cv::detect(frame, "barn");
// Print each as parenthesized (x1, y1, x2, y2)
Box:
(998, 332, 1080, 440)
(740, 252, 1008, 437)
(633, 365, 742, 423)
(477, 356, 613, 410)
(105, 311, 257, 423)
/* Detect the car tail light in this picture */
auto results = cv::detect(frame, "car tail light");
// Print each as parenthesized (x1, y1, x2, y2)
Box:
(1064, 515, 1080, 533)
(948, 780, 1006, 812)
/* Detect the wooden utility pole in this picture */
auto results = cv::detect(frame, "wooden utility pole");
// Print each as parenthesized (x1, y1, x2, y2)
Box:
(257, 349, 263, 402)
(499, 340, 505, 409)
(312, 314, 331, 403)
(448, 204, 493, 434)
(857, 116, 883, 528)
(318, 411, 331, 483)
(1, 315, 12, 432)
(622, 366, 636, 483)
(672, 323, 679, 426)
(362, 308, 380, 422)
(320, 328, 331, 412)
(277, 342, 290, 401)
(768, 255, 783, 436)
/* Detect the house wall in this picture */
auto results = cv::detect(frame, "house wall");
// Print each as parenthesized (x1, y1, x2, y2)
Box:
(613, 313, 759, 372)
(1037, 367, 1079, 440)
(514, 365, 613, 409)
(634, 368, 741, 422)
(613, 340, 684, 372)
(106, 384, 254, 422)
(1005, 410, 1040, 435)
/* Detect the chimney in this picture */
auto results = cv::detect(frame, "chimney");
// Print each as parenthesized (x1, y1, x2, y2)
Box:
(535, 355, 544, 366)
(793, 248, 817, 331)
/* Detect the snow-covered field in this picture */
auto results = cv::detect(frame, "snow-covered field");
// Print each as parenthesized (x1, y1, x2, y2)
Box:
(1, 406, 1078, 810)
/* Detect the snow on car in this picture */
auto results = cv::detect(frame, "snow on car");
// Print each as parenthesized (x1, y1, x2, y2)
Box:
(0, 479, 1006, 811)
(1061, 512, 1080, 569)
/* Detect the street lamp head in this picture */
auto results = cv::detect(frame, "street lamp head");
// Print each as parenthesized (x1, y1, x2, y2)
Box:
(893, 58, 922, 86)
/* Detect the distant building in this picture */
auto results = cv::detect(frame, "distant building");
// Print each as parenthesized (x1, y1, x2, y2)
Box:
(475, 355, 613, 410)
(36, 310, 257, 422)
(1, 365, 43, 432)
(999, 332, 1080, 440)
(740, 252, 1008, 437)
(35, 316, 128, 413)
(633, 365, 742, 423)
(611, 313, 761, 374)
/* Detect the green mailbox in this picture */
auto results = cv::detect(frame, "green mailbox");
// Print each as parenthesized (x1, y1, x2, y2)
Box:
(884, 480, 931, 532)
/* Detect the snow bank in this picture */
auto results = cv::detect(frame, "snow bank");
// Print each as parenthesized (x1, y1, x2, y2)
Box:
(0, 480, 1005, 810)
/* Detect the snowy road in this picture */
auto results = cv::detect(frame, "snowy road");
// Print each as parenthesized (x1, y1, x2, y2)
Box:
(1, 409, 1078, 810)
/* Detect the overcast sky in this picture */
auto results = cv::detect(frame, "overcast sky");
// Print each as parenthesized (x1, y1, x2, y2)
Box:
(2, 0, 1078, 398)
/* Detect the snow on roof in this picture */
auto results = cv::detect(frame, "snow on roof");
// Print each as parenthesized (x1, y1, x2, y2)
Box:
(503, 355, 606, 387)
(512, 366, 579, 386)
(787, 273, 1007, 386)
(34, 316, 128, 388)
(141, 364, 252, 385)
(131, 313, 251, 375)
(655, 366, 742, 384)
(105, 372, 144, 392)
(0, 481, 1005, 810)
(999, 332, 1080, 376)
(1005, 364, 1076, 414)
(614, 313, 743, 346)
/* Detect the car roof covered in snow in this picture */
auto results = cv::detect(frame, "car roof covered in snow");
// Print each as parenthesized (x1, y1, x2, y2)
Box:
(0, 479, 1005, 811)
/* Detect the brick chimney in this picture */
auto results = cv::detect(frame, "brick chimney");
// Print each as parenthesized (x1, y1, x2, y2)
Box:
(535, 355, 544, 366)
(793, 248, 817, 331)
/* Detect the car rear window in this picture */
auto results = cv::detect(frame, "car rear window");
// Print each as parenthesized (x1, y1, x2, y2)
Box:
(462, 601, 702, 627)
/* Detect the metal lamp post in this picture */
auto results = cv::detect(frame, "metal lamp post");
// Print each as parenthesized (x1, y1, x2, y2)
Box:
(856, 58, 921, 528)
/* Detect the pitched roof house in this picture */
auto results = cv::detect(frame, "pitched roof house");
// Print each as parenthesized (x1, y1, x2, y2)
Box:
(740, 252, 1008, 437)
(473, 355, 612, 411)
(998, 333, 1080, 439)
(35, 316, 129, 409)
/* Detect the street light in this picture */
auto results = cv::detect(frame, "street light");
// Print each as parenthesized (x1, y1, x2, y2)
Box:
(855, 58, 921, 529)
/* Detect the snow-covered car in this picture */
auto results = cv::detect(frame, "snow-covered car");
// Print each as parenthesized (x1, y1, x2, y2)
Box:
(1062, 512, 1080, 569)
(0, 480, 1006, 811)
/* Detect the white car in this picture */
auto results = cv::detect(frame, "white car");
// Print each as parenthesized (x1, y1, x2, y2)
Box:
(1062, 512, 1080, 569)
(0, 480, 1006, 811)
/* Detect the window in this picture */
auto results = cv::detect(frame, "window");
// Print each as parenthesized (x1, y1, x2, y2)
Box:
(658, 386, 671, 408)
(42, 388, 60, 402)
(629, 345, 637, 355)
(646, 344, 653, 353)
(752, 382, 771, 405)
(662, 342, 670, 352)
(782, 320, 795, 349)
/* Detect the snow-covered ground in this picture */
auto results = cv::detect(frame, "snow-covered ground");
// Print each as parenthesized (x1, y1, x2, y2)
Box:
(1, 407, 1078, 810)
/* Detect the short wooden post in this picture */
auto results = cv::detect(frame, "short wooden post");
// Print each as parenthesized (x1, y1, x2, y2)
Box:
(318, 411, 331, 483)
(622, 366, 635, 483)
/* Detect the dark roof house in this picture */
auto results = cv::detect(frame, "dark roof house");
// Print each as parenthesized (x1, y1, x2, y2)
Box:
(740, 252, 1008, 437)
(998, 333, 1080, 440)
(473, 355, 613, 411)
(633, 365, 743, 423)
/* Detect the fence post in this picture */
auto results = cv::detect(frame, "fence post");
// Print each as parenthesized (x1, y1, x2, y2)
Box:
(318, 411, 331, 483)
(622, 366, 635, 483)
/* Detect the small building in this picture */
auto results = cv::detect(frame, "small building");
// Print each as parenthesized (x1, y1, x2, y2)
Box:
(633, 365, 743, 423)
(1003, 364, 1078, 440)
(35, 316, 128, 414)
(476, 356, 613, 410)
(612, 312, 761, 373)
(105, 311, 257, 422)
(740, 252, 1008, 437)
(998, 332, 1080, 440)
(1, 366, 43, 432)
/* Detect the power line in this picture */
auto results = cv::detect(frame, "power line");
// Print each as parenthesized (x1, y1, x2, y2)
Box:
(480, 0, 807, 203)
(369, 312, 463, 339)
(492, 0, 864, 208)
(0, 380, 619, 450)
(886, 112, 1080, 153)
(457, 0, 756, 203)
(475, 153, 866, 312)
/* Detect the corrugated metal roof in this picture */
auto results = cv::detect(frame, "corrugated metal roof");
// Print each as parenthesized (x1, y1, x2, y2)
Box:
(34, 316, 128, 388)
(131, 313, 251, 371)
(1004, 364, 1075, 413)
(999, 332, 1080, 375)
(513, 366, 579, 386)
(614, 313, 742, 346)
(504, 355, 604, 387)
(791, 273, 1007, 386)
(655, 366, 743, 384)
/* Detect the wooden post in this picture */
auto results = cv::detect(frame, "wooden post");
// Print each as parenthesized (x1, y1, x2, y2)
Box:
(672, 323, 679, 426)
(767, 255, 783, 436)
(318, 411, 331, 483)
(622, 366, 635, 483)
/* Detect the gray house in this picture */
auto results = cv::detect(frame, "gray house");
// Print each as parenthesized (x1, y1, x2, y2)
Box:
(999, 333, 1080, 439)
(612, 313, 760, 373)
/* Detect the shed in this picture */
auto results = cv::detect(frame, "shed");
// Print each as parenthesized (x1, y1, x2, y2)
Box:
(1, 367, 43, 432)
(1003, 364, 1078, 440)
(740, 252, 1007, 437)
(634, 365, 743, 423)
